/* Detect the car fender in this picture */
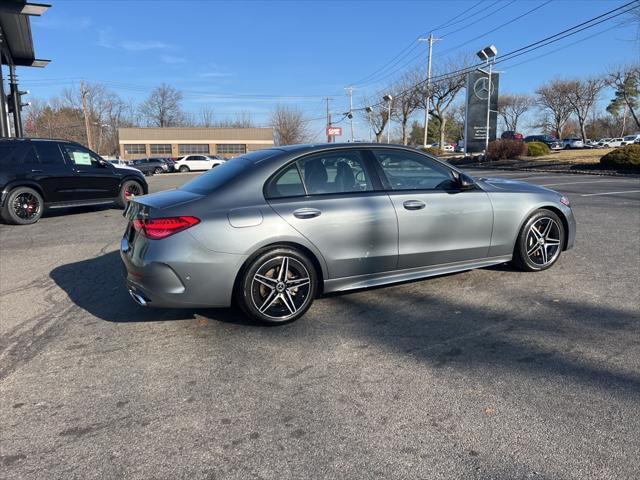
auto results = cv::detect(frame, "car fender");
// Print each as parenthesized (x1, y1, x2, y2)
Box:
(1, 180, 45, 206)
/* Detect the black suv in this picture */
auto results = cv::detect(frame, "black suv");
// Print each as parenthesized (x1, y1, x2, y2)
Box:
(0, 138, 148, 225)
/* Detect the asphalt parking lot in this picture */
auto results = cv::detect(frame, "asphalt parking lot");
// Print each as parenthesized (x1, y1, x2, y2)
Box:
(1, 169, 639, 479)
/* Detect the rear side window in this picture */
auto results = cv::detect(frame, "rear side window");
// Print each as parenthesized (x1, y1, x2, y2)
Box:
(266, 164, 305, 198)
(34, 142, 65, 165)
(0, 144, 19, 164)
(20, 145, 40, 164)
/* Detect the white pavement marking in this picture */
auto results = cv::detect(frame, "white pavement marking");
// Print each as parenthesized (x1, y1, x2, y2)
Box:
(580, 190, 640, 197)
(541, 180, 638, 187)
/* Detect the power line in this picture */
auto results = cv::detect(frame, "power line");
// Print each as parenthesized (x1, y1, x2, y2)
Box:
(350, 0, 503, 87)
(433, 0, 553, 59)
(354, 0, 551, 89)
(352, 0, 639, 112)
(438, 0, 516, 38)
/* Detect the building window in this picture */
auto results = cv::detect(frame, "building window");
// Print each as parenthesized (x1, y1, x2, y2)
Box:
(178, 144, 209, 155)
(124, 144, 146, 155)
(217, 144, 246, 155)
(150, 144, 172, 155)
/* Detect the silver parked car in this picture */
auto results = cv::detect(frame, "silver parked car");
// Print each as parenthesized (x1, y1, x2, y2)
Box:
(120, 144, 576, 324)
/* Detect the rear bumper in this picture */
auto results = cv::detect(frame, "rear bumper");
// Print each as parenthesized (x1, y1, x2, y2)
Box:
(120, 230, 247, 308)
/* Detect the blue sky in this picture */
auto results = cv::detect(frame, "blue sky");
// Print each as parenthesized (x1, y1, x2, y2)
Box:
(25, 0, 640, 140)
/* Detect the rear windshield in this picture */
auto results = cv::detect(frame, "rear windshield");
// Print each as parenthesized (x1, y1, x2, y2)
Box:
(181, 149, 281, 194)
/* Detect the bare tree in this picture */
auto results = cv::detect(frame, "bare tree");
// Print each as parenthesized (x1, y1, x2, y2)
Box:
(138, 83, 185, 127)
(425, 62, 467, 148)
(271, 105, 308, 146)
(564, 78, 604, 142)
(198, 105, 215, 127)
(498, 93, 534, 132)
(607, 64, 640, 130)
(535, 80, 574, 139)
(360, 94, 396, 143)
(391, 70, 421, 145)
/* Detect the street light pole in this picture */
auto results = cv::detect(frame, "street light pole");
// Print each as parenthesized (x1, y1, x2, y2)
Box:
(419, 32, 440, 148)
(484, 59, 493, 155)
(382, 94, 393, 144)
(475, 45, 498, 158)
(346, 86, 354, 142)
(365, 106, 374, 142)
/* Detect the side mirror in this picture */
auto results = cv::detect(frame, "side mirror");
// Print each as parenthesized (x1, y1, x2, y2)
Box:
(459, 173, 476, 190)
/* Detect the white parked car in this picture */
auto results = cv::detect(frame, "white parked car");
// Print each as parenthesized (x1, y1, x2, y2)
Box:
(174, 155, 226, 172)
(599, 138, 624, 148)
(562, 138, 584, 149)
(622, 134, 640, 145)
(431, 143, 455, 152)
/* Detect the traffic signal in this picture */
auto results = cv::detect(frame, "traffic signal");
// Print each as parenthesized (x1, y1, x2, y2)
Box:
(7, 89, 30, 114)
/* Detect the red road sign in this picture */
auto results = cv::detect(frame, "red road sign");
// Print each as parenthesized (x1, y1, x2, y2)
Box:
(326, 127, 342, 136)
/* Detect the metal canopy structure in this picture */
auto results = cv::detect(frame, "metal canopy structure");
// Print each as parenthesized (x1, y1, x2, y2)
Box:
(0, 0, 51, 138)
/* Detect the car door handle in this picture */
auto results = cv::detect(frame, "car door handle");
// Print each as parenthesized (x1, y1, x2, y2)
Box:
(293, 208, 322, 219)
(403, 200, 426, 210)
(31, 169, 44, 173)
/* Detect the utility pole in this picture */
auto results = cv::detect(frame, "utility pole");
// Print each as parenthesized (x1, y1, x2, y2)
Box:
(80, 81, 93, 150)
(419, 32, 440, 148)
(345, 86, 354, 142)
(324, 97, 333, 143)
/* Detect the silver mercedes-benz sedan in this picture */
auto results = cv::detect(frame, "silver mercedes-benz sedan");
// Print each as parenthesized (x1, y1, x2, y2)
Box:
(120, 144, 576, 324)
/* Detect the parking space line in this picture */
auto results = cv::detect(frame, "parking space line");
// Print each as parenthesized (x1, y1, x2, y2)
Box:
(541, 180, 637, 187)
(581, 190, 640, 197)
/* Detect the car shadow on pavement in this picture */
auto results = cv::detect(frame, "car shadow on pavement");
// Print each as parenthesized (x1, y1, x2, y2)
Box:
(324, 286, 640, 399)
(49, 250, 255, 325)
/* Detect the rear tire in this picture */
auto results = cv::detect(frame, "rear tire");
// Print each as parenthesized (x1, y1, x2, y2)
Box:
(179, 165, 190, 173)
(236, 247, 317, 325)
(116, 180, 143, 208)
(1, 186, 44, 225)
(512, 209, 565, 272)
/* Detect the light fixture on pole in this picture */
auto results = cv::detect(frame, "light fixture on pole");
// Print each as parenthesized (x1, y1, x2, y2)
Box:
(382, 94, 393, 144)
(476, 45, 497, 156)
(365, 106, 374, 142)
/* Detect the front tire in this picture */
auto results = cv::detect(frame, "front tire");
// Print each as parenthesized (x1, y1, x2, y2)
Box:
(116, 180, 143, 208)
(236, 248, 317, 325)
(153, 167, 163, 174)
(512, 209, 565, 272)
(179, 165, 190, 173)
(1, 187, 44, 225)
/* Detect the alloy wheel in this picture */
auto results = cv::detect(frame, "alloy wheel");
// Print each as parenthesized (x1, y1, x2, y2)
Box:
(124, 182, 142, 200)
(526, 217, 562, 267)
(12, 192, 41, 221)
(250, 256, 312, 320)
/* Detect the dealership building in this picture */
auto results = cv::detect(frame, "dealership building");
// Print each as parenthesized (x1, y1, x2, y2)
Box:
(118, 127, 275, 160)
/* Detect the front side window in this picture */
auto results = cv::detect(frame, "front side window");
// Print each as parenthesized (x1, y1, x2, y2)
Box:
(150, 144, 171, 155)
(124, 144, 146, 155)
(372, 149, 457, 191)
(179, 144, 209, 155)
(63, 144, 103, 168)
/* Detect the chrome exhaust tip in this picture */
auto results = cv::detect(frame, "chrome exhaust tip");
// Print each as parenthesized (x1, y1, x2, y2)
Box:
(128, 289, 148, 306)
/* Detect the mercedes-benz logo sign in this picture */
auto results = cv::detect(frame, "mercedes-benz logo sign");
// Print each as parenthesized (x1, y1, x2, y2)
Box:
(473, 77, 494, 100)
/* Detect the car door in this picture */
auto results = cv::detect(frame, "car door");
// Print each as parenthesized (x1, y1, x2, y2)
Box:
(266, 149, 398, 279)
(61, 143, 120, 201)
(30, 141, 78, 203)
(371, 148, 493, 269)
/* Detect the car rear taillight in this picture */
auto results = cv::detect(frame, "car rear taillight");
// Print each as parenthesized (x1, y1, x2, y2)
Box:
(133, 216, 200, 240)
